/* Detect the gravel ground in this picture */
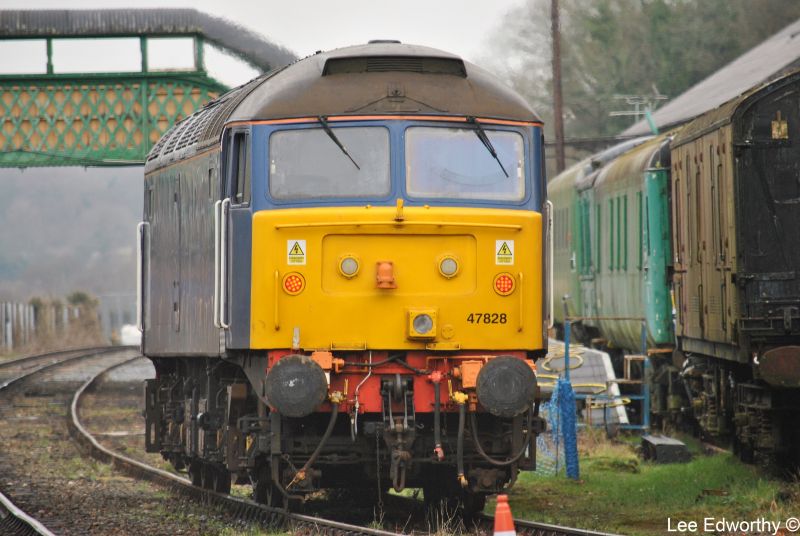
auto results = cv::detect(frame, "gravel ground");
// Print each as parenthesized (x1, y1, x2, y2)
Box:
(0, 352, 278, 536)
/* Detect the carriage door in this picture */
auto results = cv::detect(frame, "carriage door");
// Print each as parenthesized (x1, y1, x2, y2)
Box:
(579, 189, 598, 323)
(219, 128, 253, 349)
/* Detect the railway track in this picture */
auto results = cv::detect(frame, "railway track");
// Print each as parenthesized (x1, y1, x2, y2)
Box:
(70, 355, 406, 536)
(1, 347, 622, 536)
(0, 489, 54, 536)
(0, 346, 124, 388)
(0, 346, 129, 536)
(76, 358, 625, 536)
(479, 513, 621, 536)
(0, 347, 281, 535)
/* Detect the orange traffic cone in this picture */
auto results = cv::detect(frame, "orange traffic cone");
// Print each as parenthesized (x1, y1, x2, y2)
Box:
(494, 494, 516, 536)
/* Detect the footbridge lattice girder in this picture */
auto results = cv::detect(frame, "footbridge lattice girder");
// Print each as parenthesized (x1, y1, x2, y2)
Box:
(0, 9, 296, 167)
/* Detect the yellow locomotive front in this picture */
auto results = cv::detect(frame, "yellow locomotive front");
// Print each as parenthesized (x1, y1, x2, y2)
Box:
(142, 42, 550, 518)
(252, 126, 545, 353)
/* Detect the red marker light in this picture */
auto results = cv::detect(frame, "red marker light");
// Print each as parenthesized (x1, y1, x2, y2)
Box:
(493, 273, 515, 296)
(282, 273, 305, 295)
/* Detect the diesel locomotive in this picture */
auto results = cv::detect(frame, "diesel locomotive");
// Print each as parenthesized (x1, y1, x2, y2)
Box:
(550, 69, 800, 466)
(137, 41, 550, 514)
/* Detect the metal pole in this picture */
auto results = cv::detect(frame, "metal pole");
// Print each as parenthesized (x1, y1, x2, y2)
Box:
(194, 35, 205, 72)
(140, 36, 148, 73)
(564, 319, 571, 382)
(46, 38, 53, 74)
(551, 0, 566, 173)
(641, 320, 650, 430)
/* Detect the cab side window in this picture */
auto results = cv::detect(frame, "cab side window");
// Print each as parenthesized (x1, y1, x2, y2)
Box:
(229, 131, 251, 205)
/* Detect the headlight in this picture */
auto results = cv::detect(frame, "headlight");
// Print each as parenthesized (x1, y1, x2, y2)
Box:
(339, 256, 360, 278)
(438, 256, 459, 278)
(407, 309, 437, 339)
(413, 313, 434, 334)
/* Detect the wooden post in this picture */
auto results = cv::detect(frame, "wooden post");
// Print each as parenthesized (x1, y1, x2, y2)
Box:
(551, 0, 566, 173)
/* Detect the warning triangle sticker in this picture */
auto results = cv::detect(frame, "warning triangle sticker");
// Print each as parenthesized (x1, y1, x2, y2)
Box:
(497, 242, 512, 256)
(289, 242, 305, 256)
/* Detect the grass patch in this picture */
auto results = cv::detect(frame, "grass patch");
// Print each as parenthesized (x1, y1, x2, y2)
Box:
(504, 432, 792, 535)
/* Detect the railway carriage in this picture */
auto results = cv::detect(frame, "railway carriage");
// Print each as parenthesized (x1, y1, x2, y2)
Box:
(550, 135, 672, 350)
(670, 70, 800, 463)
(550, 69, 800, 465)
(137, 42, 550, 515)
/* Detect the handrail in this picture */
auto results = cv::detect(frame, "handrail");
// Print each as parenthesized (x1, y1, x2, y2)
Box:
(546, 200, 554, 329)
(213, 200, 222, 328)
(136, 221, 149, 332)
(220, 198, 231, 329)
(273, 270, 280, 331)
(518, 271, 525, 332)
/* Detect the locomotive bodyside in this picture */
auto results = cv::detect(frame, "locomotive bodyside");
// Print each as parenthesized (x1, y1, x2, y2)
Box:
(139, 42, 549, 515)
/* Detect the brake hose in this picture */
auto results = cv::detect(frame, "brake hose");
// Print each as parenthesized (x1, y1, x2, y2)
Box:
(433, 382, 444, 460)
(288, 402, 339, 488)
(457, 402, 466, 486)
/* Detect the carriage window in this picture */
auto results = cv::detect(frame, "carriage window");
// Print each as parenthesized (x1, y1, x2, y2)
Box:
(710, 146, 719, 264)
(406, 127, 525, 201)
(581, 199, 592, 274)
(269, 127, 390, 199)
(694, 159, 702, 264)
(596, 203, 601, 273)
(637, 191, 643, 271)
(622, 194, 628, 271)
(609, 198, 615, 271)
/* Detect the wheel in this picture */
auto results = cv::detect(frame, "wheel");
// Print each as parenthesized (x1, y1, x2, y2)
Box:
(211, 464, 231, 494)
(460, 491, 487, 522)
(188, 460, 203, 487)
(423, 469, 487, 525)
(253, 465, 283, 508)
(200, 463, 215, 489)
(171, 456, 185, 471)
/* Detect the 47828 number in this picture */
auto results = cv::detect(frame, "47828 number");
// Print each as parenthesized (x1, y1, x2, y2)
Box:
(466, 313, 507, 324)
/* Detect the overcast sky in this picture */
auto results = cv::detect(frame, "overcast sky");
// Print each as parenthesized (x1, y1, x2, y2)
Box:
(0, 0, 525, 86)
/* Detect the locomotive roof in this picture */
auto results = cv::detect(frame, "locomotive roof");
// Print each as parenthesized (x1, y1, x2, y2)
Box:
(230, 42, 539, 122)
(623, 17, 800, 137)
(547, 136, 652, 194)
(145, 42, 540, 173)
(672, 68, 800, 147)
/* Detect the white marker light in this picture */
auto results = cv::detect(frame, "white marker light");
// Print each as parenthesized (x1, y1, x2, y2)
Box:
(439, 257, 459, 278)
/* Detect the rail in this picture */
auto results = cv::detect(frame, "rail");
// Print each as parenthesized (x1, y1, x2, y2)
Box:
(68, 356, 406, 536)
(481, 513, 623, 536)
(0, 490, 55, 536)
(0, 346, 130, 535)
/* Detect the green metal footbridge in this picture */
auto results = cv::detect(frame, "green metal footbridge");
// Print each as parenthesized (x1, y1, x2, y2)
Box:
(0, 9, 295, 167)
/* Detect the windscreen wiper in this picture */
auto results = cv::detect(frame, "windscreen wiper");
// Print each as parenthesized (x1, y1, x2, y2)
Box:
(468, 116, 509, 178)
(317, 116, 360, 170)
